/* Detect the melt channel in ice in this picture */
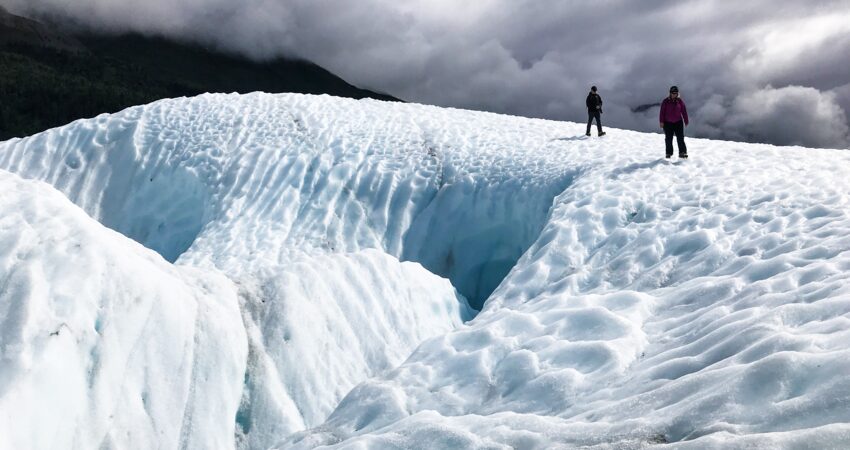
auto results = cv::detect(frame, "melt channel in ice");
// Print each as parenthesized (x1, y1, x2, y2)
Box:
(2, 92, 850, 449)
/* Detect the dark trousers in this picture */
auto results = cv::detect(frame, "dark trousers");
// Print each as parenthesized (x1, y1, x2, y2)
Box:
(586, 111, 602, 134)
(663, 121, 687, 156)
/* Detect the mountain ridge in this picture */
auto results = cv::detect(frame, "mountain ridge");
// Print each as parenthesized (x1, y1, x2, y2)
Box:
(0, 7, 399, 140)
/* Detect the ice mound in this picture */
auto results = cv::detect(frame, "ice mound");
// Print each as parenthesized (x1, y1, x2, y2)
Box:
(234, 250, 472, 449)
(0, 171, 247, 449)
(2, 92, 850, 449)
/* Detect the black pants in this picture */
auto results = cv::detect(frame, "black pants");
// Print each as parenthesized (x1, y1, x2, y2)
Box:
(586, 111, 602, 134)
(663, 121, 687, 156)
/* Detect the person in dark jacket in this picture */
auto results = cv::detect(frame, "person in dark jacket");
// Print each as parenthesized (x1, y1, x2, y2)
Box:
(659, 85, 689, 158)
(586, 86, 606, 136)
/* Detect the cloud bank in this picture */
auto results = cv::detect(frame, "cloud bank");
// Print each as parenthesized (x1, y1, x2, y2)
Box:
(3, 0, 850, 149)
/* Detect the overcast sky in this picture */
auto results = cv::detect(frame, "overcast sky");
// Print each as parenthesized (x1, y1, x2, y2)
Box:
(5, 0, 850, 149)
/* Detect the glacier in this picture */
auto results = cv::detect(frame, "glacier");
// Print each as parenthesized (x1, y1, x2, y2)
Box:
(1, 93, 850, 449)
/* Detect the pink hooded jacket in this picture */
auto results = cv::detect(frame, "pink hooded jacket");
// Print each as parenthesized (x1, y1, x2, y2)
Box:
(660, 97, 689, 125)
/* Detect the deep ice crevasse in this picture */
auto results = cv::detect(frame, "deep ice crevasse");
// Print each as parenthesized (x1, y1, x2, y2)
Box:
(0, 93, 575, 309)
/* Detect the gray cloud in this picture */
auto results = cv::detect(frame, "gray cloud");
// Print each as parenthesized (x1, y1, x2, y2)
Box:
(694, 86, 850, 147)
(3, 0, 849, 149)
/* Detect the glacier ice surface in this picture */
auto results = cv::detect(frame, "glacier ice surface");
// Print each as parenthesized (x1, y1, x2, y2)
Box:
(2, 93, 850, 449)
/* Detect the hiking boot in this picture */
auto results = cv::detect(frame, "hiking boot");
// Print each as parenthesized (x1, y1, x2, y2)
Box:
(599, 132, 606, 136)
(665, 154, 672, 159)
(585, 132, 591, 137)
(679, 153, 688, 159)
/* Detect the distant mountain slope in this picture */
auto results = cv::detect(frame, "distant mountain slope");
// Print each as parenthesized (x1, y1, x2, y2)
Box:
(0, 7, 398, 140)
(0, 5, 85, 52)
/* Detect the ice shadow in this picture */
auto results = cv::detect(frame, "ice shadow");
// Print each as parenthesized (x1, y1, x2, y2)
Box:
(551, 135, 589, 142)
(608, 159, 668, 179)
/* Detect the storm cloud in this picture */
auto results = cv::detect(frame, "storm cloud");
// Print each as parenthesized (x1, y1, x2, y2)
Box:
(3, 0, 850, 148)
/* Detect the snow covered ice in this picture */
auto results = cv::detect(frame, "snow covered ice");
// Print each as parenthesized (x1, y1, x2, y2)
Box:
(1, 93, 850, 449)
(0, 172, 247, 449)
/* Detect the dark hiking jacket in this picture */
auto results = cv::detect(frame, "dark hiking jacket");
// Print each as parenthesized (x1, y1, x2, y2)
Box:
(586, 92, 602, 113)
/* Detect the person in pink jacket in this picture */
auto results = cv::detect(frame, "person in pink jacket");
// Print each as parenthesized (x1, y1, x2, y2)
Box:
(659, 85, 689, 159)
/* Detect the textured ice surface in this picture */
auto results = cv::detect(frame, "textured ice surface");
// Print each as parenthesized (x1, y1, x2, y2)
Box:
(0, 93, 572, 308)
(281, 116, 850, 448)
(2, 93, 850, 449)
